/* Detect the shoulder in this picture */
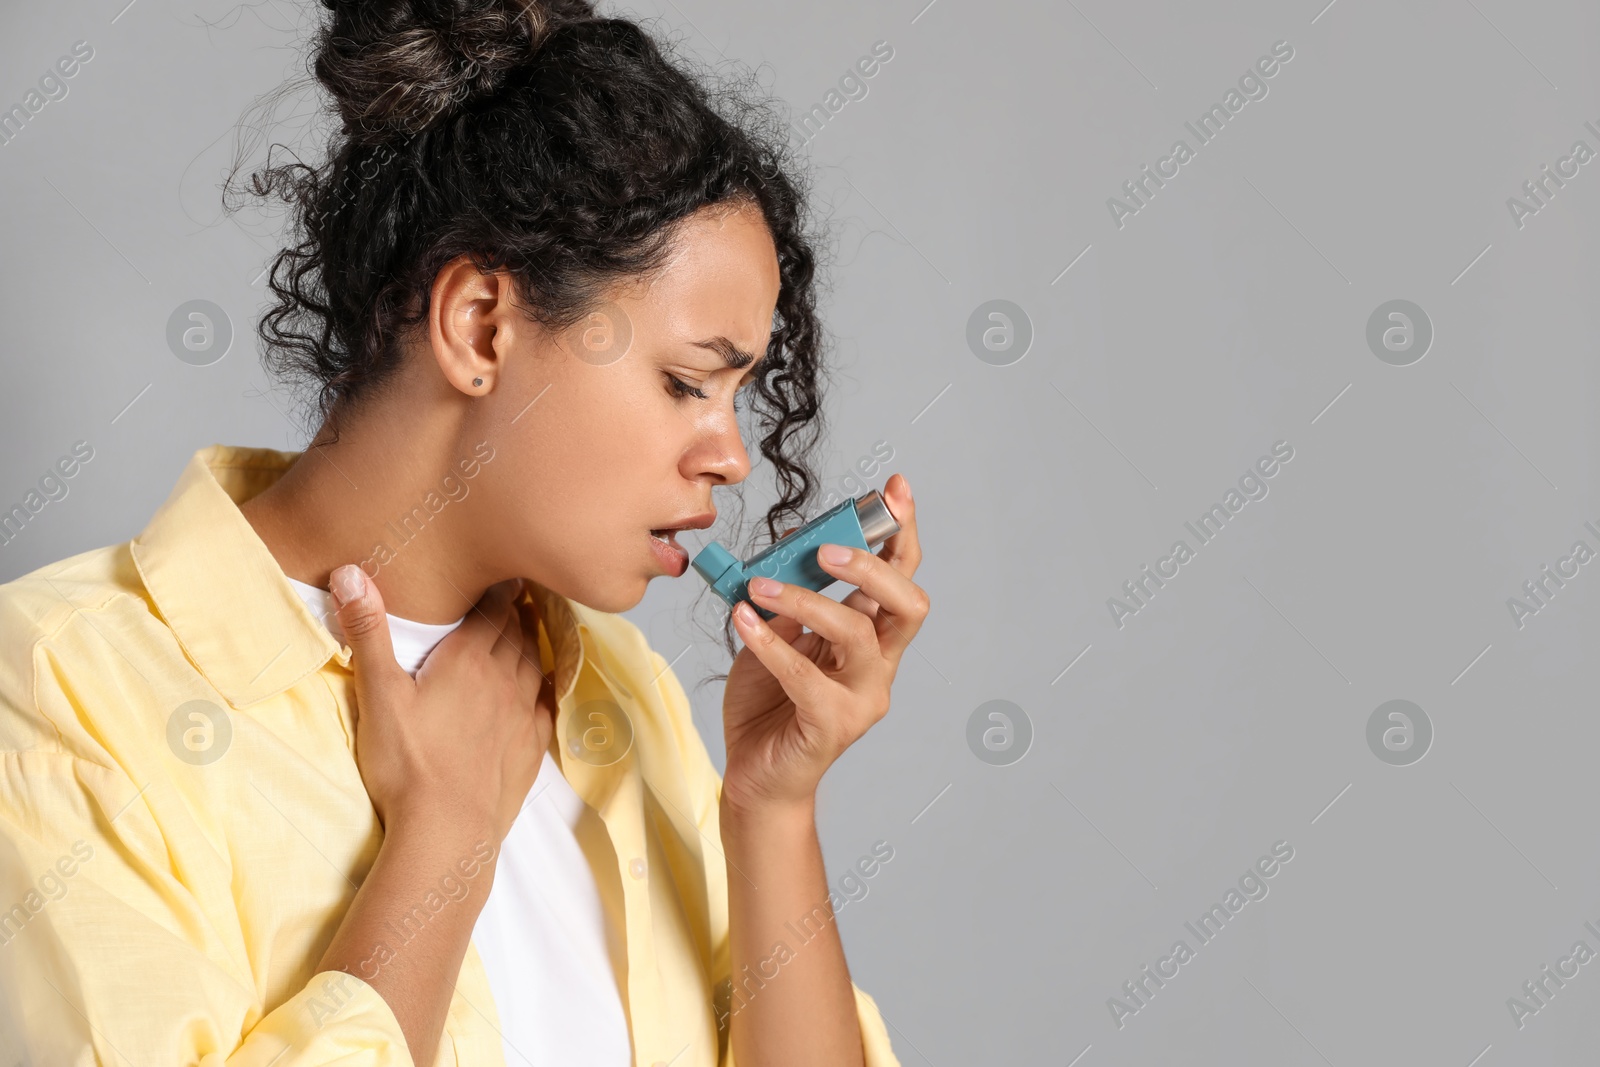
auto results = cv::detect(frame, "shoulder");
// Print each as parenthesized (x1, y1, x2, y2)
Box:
(0, 540, 146, 637)
(0, 541, 158, 756)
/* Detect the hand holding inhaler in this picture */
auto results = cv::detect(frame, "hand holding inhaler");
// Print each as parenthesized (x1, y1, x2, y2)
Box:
(705, 473, 930, 817)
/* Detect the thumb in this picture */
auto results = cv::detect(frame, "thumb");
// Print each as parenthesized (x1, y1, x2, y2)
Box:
(330, 565, 405, 704)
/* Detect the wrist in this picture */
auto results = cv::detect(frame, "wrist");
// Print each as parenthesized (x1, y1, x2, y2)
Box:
(374, 821, 501, 899)
(385, 799, 497, 855)
(720, 791, 816, 840)
(384, 790, 489, 838)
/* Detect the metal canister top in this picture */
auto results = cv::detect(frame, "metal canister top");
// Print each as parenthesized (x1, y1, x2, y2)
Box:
(854, 489, 901, 548)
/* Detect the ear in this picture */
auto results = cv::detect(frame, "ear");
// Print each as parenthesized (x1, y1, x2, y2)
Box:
(427, 254, 525, 397)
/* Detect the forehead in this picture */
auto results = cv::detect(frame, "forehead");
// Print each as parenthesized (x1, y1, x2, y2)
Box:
(623, 203, 781, 353)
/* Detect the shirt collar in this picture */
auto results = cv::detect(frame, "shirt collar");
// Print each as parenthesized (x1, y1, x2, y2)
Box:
(129, 444, 587, 710)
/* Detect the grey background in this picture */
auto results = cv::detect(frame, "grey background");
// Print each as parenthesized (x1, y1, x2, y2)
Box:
(2, 0, 1597, 1064)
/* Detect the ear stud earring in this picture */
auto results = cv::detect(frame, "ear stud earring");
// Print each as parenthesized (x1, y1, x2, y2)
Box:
(473, 377, 484, 387)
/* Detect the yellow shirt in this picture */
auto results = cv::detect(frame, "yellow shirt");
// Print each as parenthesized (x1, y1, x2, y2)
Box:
(0, 444, 900, 1067)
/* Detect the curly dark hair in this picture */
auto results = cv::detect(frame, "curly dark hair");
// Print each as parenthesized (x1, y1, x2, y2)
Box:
(227, 0, 836, 671)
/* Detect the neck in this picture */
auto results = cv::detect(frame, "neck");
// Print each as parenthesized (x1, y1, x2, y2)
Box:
(241, 390, 492, 625)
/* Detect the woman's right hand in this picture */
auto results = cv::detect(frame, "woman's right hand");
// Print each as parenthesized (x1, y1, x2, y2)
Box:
(329, 565, 553, 846)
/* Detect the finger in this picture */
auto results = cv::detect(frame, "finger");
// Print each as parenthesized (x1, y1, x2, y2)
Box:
(731, 601, 840, 709)
(755, 607, 804, 646)
(835, 476, 918, 619)
(873, 473, 920, 579)
(745, 576, 877, 672)
(757, 526, 807, 642)
(515, 639, 545, 710)
(742, 590, 804, 644)
(813, 541, 930, 667)
(839, 583, 883, 619)
(837, 551, 890, 619)
(330, 565, 408, 702)
(451, 578, 519, 650)
(489, 586, 524, 668)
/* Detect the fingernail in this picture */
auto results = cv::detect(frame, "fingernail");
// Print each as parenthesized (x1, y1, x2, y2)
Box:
(331, 565, 366, 607)
(735, 601, 758, 626)
(901, 475, 912, 501)
(749, 576, 782, 597)
(819, 544, 851, 565)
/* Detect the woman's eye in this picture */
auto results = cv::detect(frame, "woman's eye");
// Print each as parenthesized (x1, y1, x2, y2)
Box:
(664, 373, 708, 400)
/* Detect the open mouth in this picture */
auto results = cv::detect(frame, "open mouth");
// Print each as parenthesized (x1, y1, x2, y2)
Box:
(648, 528, 689, 575)
(647, 511, 714, 578)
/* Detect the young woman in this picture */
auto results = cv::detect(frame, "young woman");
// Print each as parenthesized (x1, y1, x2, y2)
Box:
(0, 2, 928, 1065)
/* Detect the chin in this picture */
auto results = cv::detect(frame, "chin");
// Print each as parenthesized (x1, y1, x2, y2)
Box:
(536, 543, 660, 614)
(599, 585, 649, 614)
(562, 575, 650, 615)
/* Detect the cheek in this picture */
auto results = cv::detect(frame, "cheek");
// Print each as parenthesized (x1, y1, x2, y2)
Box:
(569, 388, 688, 472)
(544, 372, 652, 461)
(528, 377, 687, 523)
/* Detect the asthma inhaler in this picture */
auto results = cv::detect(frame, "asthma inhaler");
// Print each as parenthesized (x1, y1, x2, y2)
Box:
(691, 489, 902, 621)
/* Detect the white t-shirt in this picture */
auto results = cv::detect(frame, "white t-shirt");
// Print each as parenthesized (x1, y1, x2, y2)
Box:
(287, 578, 632, 1066)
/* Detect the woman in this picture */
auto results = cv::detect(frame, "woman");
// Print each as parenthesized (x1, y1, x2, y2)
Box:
(0, 1, 927, 1065)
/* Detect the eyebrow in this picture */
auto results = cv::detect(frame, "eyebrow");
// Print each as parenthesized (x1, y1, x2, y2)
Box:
(690, 336, 765, 371)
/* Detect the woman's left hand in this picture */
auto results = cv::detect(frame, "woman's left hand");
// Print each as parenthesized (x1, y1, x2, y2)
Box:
(719, 473, 929, 818)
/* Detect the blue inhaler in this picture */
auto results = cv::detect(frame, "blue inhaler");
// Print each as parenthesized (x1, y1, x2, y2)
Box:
(690, 489, 901, 621)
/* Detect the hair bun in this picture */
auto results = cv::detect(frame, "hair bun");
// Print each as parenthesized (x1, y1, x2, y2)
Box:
(314, 0, 596, 143)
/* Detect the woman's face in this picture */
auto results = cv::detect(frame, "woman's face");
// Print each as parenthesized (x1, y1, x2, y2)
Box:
(459, 201, 782, 613)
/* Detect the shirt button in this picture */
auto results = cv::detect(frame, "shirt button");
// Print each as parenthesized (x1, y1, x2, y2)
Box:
(629, 856, 647, 880)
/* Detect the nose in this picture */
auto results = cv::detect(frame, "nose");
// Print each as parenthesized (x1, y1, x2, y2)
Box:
(686, 412, 752, 486)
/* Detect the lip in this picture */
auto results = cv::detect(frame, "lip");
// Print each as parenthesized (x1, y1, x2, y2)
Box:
(648, 529, 690, 576)
(651, 511, 716, 533)
(647, 512, 713, 578)
(647, 511, 714, 578)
